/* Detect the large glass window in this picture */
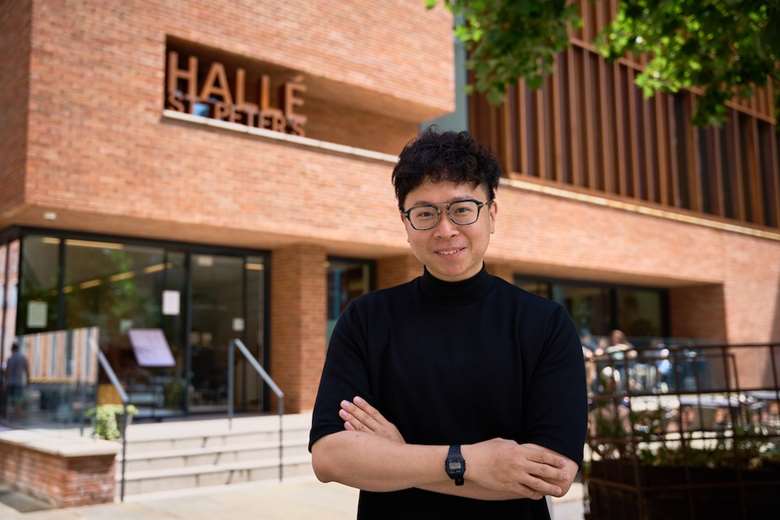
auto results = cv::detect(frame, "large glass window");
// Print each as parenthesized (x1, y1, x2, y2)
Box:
(189, 254, 244, 412)
(64, 240, 183, 418)
(1, 231, 268, 422)
(616, 288, 664, 338)
(243, 257, 266, 409)
(554, 285, 614, 338)
(515, 275, 668, 344)
(19, 236, 61, 333)
(327, 258, 373, 340)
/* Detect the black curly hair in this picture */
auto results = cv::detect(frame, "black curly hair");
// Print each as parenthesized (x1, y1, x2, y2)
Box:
(391, 127, 501, 211)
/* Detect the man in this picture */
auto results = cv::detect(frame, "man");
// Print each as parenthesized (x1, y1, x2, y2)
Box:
(309, 129, 587, 518)
(4, 340, 30, 419)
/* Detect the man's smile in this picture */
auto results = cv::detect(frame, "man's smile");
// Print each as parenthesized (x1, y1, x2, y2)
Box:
(435, 247, 466, 256)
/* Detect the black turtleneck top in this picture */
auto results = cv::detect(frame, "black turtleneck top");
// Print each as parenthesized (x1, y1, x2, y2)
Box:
(309, 264, 587, 519)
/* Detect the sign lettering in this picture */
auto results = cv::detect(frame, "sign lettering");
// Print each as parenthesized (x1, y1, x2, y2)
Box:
(166, 51, 306, 136)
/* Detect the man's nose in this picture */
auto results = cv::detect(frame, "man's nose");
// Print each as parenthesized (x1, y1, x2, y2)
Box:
(433, 212, 459, 239)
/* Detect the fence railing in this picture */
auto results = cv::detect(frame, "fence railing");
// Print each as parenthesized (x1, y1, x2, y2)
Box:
(584, 342, 780, 520)
(227, 338, 285, 481)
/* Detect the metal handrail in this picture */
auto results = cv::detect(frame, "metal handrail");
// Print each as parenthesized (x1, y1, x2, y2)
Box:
(228, 338, 285, 481)
(95, 345, 130, 503)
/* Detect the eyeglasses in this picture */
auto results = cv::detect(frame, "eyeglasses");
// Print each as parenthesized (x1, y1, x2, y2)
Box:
(401, 199, 492, 231)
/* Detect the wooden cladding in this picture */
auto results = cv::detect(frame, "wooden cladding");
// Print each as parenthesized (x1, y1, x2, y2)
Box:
(567, 0, 775, 122)
(469, 44, 780, 230)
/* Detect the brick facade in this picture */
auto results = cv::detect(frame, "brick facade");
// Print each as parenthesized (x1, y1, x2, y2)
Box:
(0, 440, 116, 507)
(377, 254, 422, 289)
(0, 0, 30, 219)
(271, 244, 327, 412)
(0, 0, 778, 410)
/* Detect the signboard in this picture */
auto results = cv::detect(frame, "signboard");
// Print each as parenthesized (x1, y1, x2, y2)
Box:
(128, 329, 175, 367)
(162, 290, 180, 316)
(166, 49, 307, 136)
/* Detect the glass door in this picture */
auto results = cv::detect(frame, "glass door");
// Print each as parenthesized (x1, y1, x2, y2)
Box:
(188, 254, 244, 413)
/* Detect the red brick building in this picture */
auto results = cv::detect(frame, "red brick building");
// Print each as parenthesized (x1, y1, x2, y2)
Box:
(0, 0, 778, 421)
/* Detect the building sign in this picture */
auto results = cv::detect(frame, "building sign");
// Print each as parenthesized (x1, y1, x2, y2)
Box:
(166, 50, 307, 136)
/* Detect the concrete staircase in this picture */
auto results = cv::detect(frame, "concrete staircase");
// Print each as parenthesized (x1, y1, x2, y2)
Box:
(117, 413, 314, 498)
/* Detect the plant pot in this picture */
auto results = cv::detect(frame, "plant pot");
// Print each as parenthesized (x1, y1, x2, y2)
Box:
(588, 460, 780, 519)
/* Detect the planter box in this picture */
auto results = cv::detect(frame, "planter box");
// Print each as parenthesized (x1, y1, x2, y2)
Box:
(588, 460, 780, 519)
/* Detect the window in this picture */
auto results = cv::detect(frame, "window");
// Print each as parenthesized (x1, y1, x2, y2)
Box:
(327, 258, 373, 341)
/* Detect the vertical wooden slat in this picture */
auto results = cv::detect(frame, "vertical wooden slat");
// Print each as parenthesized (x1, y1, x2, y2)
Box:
(488, 98, 499, 159)
(711, 128, 726, 217)
(583, 51, 599, 189)
(667, 95, 681, 208)
(552, 54, 565, 183)
(501, 86, 514, 176)
(627, 68, 642, 199)
(745, 116, 764, 225)
(581, 0, 593, 41)
(730, 109, 747, 222)
(598, 55, 616, 193)
(517, 81, 530, 175)
(685, 95, 703, 212)
(535, 87, 547, 179)
(643, 94, 657, 202)
(655, 93, 670, 206)
(567, 47, 584, 187)
(596, 3, 615, 194)
(614, 64, 628, 196)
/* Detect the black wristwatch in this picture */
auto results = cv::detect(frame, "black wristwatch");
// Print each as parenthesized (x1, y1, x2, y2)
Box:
(445, 444, 466, 486)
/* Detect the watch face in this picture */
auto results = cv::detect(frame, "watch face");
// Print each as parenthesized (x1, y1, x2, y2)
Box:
(448, 461, 462, 471)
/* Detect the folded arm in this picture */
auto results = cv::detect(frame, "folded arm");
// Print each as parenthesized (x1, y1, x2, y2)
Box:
(312, 396, 576, 501)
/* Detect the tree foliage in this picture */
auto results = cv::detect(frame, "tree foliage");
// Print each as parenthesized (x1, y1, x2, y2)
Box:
(426, 0, 780, 126)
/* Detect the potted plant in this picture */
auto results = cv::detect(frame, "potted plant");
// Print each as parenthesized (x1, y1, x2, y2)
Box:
(85, 404, 138, 441)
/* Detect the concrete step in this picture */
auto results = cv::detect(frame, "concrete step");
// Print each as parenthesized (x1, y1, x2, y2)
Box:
(125, 427, 310, 453)
(120, 437, 310, 472)
(118, 455, 314, 496)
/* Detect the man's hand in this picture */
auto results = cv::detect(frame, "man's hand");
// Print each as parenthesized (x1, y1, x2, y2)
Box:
(463, 439, 570, 499)
(339, 397, 578, 500)
(339, 396, 405, 444)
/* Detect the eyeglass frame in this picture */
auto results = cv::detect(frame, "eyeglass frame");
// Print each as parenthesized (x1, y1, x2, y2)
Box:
(401, 198, 494, 231)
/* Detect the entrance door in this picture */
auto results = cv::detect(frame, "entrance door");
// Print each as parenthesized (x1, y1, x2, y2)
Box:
(188, 254, 244, 413)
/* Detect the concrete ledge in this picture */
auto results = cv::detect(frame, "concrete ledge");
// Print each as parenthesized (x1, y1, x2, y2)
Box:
(0, 429, 120, 457)
(162, 110, 398, 164)
(0, 430, 118, 507)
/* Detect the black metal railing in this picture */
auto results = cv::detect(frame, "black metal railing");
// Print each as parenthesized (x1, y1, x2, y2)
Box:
(227, 338, 285, 481)
(95, 345, 130, 503)
(584, 342, 780, 520)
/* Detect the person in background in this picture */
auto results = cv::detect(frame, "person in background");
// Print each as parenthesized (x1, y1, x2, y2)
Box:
(4, 339, 30, 420)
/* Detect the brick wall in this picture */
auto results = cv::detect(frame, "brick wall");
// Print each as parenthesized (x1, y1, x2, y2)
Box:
(669, 284, 728, 343)
(0, 0, 31, 218)
(486, 263, 515, 284)
(377, 254, 422, 289)
(0, 441, 115, 507)
(270, 244, 327, 412)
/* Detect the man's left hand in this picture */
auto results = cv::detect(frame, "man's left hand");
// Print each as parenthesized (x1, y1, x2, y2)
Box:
(339, 396, 405, 444)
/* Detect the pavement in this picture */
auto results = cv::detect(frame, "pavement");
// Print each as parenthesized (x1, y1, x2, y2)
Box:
(0, 478, 585, 520)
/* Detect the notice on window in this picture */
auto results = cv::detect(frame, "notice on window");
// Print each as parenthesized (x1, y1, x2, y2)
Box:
(162, 290, 180, 316)
(128, 329, 175, 367)
(232, 318, 245, 332)
(27, 301, 47, 329)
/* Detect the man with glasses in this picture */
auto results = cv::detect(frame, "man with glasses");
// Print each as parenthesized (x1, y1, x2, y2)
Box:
(309, 129, 586, 519)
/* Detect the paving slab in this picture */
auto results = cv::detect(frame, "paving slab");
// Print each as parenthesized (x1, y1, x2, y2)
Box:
(1, 478, 584, 520)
